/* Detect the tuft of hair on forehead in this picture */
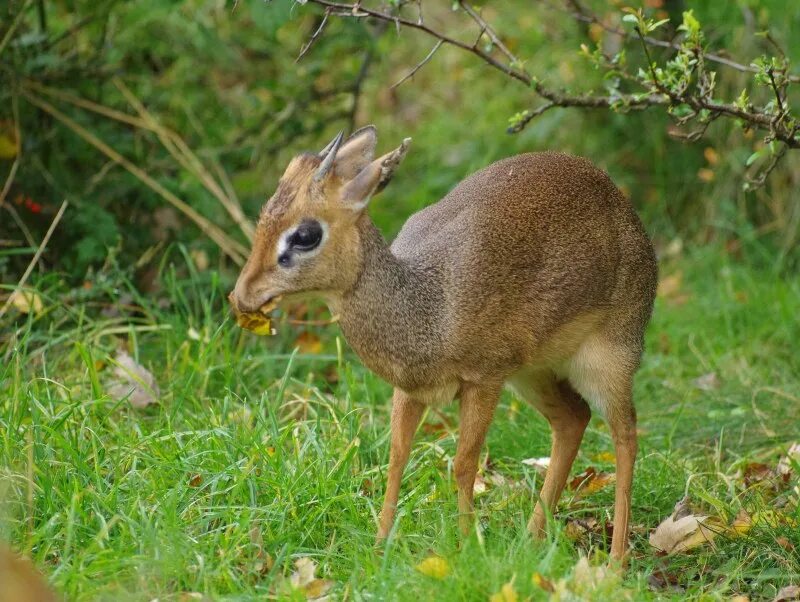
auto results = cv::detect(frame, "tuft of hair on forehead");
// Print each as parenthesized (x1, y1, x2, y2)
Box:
(262, 153, 322, 219)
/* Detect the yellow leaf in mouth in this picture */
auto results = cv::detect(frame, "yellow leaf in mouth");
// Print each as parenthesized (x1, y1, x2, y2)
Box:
(235, 312, 274, 336)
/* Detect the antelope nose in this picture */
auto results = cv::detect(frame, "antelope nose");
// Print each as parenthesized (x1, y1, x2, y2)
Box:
(229, 285, 272, 314)
(229, 290, 257, 314)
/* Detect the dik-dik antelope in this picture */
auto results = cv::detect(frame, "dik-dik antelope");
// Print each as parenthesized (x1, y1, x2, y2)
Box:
(230, 126, 657, 561)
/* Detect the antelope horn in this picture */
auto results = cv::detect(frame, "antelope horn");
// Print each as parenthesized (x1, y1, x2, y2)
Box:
(314, 131, 344, 181)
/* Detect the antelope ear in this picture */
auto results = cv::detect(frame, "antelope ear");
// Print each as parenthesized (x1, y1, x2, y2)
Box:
(332, 125, 378, 181)
(341, 138, 412, 210)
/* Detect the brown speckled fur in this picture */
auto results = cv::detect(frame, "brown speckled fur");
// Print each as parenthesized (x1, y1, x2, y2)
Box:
(232, 128, 657, 563)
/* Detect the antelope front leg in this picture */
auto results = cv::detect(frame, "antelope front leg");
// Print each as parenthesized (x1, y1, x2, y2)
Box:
(454, 383, 500, 535)
(376, 389, 425, 541)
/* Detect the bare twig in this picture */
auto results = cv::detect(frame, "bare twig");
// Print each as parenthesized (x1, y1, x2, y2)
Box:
(22, 90, 248, 264)
(112, 78, 255, 241)
(305, 0, 532, 85)
(24, 78, 255, 241)
(0, 159, 19, 210)
(766, 68, 785, 115)
(347, 22, 386, 132)
(2, 203, 38, 250)
(296, 9, 331, 62)
(0, 200, 67, 321)
(0, 0, 34, 58)
(459, 1, 523, 70)
(392, 40, 443, 89)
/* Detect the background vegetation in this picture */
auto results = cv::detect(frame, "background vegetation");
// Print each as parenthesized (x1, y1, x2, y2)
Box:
(1, 1, 799, 600)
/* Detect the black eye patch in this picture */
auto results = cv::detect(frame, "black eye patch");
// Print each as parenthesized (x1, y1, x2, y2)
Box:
(288, 220, 323, 252)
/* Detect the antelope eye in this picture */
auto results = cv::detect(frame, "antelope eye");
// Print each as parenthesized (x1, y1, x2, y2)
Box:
(288, 220, 323, 251)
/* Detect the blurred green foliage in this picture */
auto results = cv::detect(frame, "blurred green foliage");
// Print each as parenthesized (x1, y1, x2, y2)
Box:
(1, 0, 799, 287)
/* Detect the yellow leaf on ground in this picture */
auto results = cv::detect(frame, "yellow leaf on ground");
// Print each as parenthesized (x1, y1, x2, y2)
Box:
(415, 555, 450, 579)
(105, 350, 160, 408)
(729, 509, 752, 536)
(752, 510, 797, 528)
(489, 580, 518, 602)
(10, 290, 43, 315)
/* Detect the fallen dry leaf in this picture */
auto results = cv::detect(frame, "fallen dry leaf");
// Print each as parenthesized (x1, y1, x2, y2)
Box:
(289, 557, 333, 600)
(473, 474, 487, 495)
(774, 585, 800, 602)
(647, 563, 684, 593)
(741, 462, 775, 488)
(415, 555, 450, 579)
(551, 556, 627, 601)
(294, 331, 323, 354)
(565, 517, 614, 547)
(729, 509, 752, 537)
(531, 572, 554, 592)
(247, 525, 273, 577)
(778, 443, 800, 477)
(106, 350, 160, 408)
(693, 372, 720, 391)
(521, 456, 550, 471)
(489, 579, 518, 602)
(649, 504, 721, 554)
(568, 467, 615, 498)
(10, 290, 43, 316)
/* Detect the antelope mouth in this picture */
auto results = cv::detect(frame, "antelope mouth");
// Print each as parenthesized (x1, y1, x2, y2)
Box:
(229, 294, 283, 336)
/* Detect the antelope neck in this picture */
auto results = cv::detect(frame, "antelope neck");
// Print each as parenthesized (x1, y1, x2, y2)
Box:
(334, 216, 445, 388)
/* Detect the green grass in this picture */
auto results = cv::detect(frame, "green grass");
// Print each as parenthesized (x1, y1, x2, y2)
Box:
(1, 244, 799, 601)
